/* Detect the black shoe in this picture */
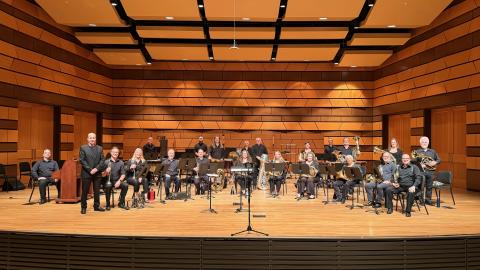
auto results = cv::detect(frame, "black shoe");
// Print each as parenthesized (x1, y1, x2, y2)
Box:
(405, 212, 411, 217)
(118, 202, 130, 210)
(106, 205, 111, 211)
(39, 199, 47, 205)
(387, 208, 393, 214)
(94, 207, 105, 212)
(374, 202, 382, 208)
(340, 198, 346, 204)
(81, 208, 86, 214)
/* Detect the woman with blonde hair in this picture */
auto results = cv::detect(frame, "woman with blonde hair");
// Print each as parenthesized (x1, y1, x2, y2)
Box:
(124, 148, 149, 200)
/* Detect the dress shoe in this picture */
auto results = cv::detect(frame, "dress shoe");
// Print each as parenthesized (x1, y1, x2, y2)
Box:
(341, 198, 346, 204)
(387, 208, 393, 214)
(81, 208, 86, 214)
(118, 202, 130, 210)
(405, 212, 411, 217)
(374, 202, 382, 208)
(94, 207, 105, 212)
(106, 205, 111, 211)
(39, 199, 47, 205)
(309, 195, 315, 199)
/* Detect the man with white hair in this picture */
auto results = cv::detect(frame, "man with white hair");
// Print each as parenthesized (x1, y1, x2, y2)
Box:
(79, 133, 105, 214)
(414, 136, 440, 205)
(333, 155, 365, 203)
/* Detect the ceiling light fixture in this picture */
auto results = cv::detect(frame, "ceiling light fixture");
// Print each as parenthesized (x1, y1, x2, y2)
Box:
(88, 23, 97, 27)
(354, 26, 359, 29)
(182, 59, 189, 61)
(387, 24, 396, 28)
(209, 56, 214, 60)
(319, 17, 328, 20)
(165, 16, 174, 20)
(111, 2, 117, 6)
(271, 57, 276, 60)
(198, 4, 204, 8)
(242, 17, 250, 21)
(230, 0, 239, 50)
(368, 3, 374, 7)
(334, 62, 339, 65)
(351, 65, 357, 68)
(280, 4, 285, 8)
(147, 62, 152, 65)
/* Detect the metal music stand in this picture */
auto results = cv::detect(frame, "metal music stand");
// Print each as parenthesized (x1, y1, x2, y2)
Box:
(231, 161, 268, 237)
(344, 167, 364, 210)
(291, 163, 310, 201)
(151, 162, 166, 204)
(179, 158, 196, 201)
(318, 164, 331, 204)
(365, 166, 384, 215)
(201, 162, 219, 214)
(264, 162, 284, 198)
(232, 162, 254, 213)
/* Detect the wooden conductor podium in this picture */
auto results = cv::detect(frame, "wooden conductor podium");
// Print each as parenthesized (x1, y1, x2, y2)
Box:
(52, 160, 81, 203)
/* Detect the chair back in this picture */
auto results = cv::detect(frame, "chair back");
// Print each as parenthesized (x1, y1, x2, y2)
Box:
(19, 162, 31, 173)
(0, 164, 5, 175)
(436, 171, 452, 185)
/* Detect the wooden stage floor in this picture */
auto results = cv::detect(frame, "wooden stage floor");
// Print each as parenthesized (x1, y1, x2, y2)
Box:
(0, 181, 479, 239)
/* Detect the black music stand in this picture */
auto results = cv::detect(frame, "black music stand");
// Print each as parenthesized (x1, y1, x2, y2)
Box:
(264, 162, 284, 198)
(344, 167, 364, 210)
(200, 162, 219, 214)
(318, 164, 331, 204)
(365, 166, 384, 215)
(151, 162, 166, 204)
(291, 163, 310, 201)
(179, 158, 196, 201)
(231, 162, 268, 236)
(233, 163, 254, 213)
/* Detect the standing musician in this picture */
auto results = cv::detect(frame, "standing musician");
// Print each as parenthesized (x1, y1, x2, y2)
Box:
(240, 140, 253, 157)
(79, 133, 105, 214)
(385, 154, 422, 216)
(233, 149, 255, 195)
(365, 151, 396, 207)
(268, 151, 286, 197)
(31, 149, 60, 204)
(333, 155, 365, 203)
(388, 138, 403, 164)
(193, 148, 209, 195)
(124, 148, 149, 201)
(208, 136, 225, 161)
(162, 149, 180, 199)
(142, 136, 157, 160)
(194, 136, 208, 155)
(298, 142, 316, 162)
(324, 137, 337, 161)
(251, 137, 268, 188)
(337, 137, 353, 157)
(414, 136, 440, 205)
(101, 146, 128, 210)
(296, 152, 319, 199)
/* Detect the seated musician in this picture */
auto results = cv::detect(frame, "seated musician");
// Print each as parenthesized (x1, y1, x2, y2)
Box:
(124, 148, 149, 201)
(193, 148, 209, 195)
(337, 137, 353, 157)
(268, 151, 286, 197)
(208, 136, 225, 161)
(101, 146, 128, 210)
(333, 155, 365, 203)
(296, 152, 319, 199)
(234, 149, 255, 195)
(365, 152, 396, 208)
(31, 149, 60, 204)
(298, 142, 316, 162)
(162, 149, 180, 199)
(385, 154, 422, 217)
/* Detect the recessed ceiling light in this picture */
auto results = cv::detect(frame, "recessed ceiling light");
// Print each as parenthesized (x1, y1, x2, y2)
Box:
(111, 2, 117, 6)
(351, 65, 357, 68)
(354, 26, 359, 29)
(319, 17, 328, 20)
(334, 62, 339, 65)
(242, 17, 251, 21)
(303, 60, 310, 62)
(165, 16, 175, 20)
(271, 57, 276, 60)
(198, 4, 204, 8)
(88, 23, 96, 27)
(147, 62, 152, 65)
(135, 64, 141, 66)
(387, 25, 396, 28)
(182, 58, 189, 61)
(209, 56, 214, 60)
(280, 4, 286, 8)
(368, 3, 374, 7)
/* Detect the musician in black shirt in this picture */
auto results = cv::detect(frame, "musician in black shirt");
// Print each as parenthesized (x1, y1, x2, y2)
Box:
(250, 137, 268, 188)
(194, 136, 208, 155)
(142, 136, 157, 160)
(31, 149, 60, 204)
(79, 133, 105, 214)
(208, 136, 225, 160)
(101, 146, 127, 210)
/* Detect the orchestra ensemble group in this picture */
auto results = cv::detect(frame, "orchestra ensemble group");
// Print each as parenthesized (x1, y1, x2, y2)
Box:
(31, 133, 441, 217)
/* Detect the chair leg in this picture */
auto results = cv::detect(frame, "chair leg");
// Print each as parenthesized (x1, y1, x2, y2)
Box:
(400, 194, 405, 214)
(415, 200, 421, 211)
(395, 194, 398, 211)
(450, 187, 456, 205)
(356, 186, 360, 203)
(423, 201, 429, 215)
(47, 185, 50, 202)
(28, 183, 36, 202)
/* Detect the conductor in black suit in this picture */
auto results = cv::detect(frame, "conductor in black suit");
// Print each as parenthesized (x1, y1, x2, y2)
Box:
(79, 132, 105, 214)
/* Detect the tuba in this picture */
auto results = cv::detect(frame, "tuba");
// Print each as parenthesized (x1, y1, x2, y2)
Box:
(411, 150, 436, 171)
(352, 136, 361, 160)
(212, 168, 225, 192)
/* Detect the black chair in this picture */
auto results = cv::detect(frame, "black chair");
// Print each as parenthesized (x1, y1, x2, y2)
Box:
(0, 164, 20, 192)
(433, 170, 455, 207)
(28, 176, 53, 203)
(396, 176, 429, 215)
(19, 162, 33, 188)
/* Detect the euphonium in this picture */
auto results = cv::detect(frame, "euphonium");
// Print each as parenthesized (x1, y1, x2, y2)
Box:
(411, 150, 436, 171)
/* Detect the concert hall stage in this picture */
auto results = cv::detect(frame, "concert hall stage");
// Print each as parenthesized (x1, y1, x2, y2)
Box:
(1, 183, 479, 269)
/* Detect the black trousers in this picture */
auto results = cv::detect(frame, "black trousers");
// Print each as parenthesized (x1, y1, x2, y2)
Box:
(235, 174, 253, 192)
(193, 175, 209, 195)
(385, 185, 414, 213)
(81, 175, 101, 209)
(333, 179, 360, 201)
(38, 177, 60, 200)
(297, 176, 315, 195)
(424, 171, 434, 202)
(102, 178, 129, 206)
(269, 175, 283, 194)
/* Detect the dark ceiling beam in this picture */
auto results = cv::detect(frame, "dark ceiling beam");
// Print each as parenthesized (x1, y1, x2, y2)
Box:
(141, 38, 343, 45)
(196, 0, 213, 60)
(271, 0, 288, 61)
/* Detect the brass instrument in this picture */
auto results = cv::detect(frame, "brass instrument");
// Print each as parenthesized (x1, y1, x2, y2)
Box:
(266, 158, 285, 177)
(257, 154, 268, 190)
(332, 150, 345, 163)
(352, 136, 361, 160)
(301, 162, 318, 178)
(335, 168, 349, 180)
(298, 150, 317, 162)
(411, 150, 436, 171)
(374, 146, 397, 166)
(211, 168, 225, 192)
(104, 162, 113, 189)
(228, 151, 239, 161)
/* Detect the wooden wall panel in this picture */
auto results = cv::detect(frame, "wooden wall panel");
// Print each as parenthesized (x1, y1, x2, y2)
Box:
(388, 113, 411, 154)
(432, 106, 467, 189)
(17, 102, 52, 160)
(73, 111, 96, 159)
